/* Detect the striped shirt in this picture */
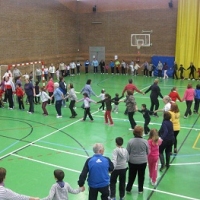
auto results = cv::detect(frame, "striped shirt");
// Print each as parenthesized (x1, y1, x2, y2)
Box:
(0, 186, 30, 200)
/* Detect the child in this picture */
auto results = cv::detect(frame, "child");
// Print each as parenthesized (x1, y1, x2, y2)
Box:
(148, 129, 162, 186)
(77, 93, 96, 121)
(168, 87, 182, 102)
(137, 104, 153, 136)
(66, 83, 78, 118)
(178, 64, 185, 79)
(34, 81, 40, 104)
(16, 83, 25, 110)
(105, 64, 109, 74)
(97, 89, 105, 111)
(97, 93, 114, 126)
(110, 137, 129, 200)
(41, 169, 84, 200)
(36, 86, 51, 116)
(193, 84, 200, 114)
(112, 93, 123, 113)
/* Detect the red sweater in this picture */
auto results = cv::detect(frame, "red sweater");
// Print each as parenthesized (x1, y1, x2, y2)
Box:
(122, 84, 141, 96)
(16, 87, 24, 97)
(168, 91, 181, 102)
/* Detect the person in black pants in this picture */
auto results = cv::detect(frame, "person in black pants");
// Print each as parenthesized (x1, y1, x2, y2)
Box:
(110, 137, 129, 200)
(126, 126, 149, 194)
(144, 79, 163, 116)
(179, 64, 185, 79)
(187, 62, 196, 80)
(137, 104, 153, 136)
(173, 61, 178, 79)
(159, 112, 174, 171)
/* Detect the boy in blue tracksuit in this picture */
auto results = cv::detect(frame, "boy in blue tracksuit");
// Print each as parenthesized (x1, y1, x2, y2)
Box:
(78, 143, 114, 200)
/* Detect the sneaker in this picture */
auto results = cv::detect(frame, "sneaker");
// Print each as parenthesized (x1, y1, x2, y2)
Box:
(27, 111, 32, 114)
(126, 190, 131, 194)
(119, 197, 125, 200)
(174, 149, 177, 154)
(138, 191, 143, 194)
(129, 128, 133, 131)
(159, 165, 166, 172)
(105, 122, 109, 125)
(109, 124, 114, 126)
(183, 116, 188, 119)
(70, 116, 75, 118)
(151, 180, 157, 186)
(56, 115, 62, 118)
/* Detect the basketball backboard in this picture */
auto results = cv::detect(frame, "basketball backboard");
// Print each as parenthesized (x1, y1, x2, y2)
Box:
(131, 34, 151, 47)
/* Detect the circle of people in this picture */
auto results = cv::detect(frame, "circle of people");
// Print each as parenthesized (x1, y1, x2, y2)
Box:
(1, 75, 200, 200)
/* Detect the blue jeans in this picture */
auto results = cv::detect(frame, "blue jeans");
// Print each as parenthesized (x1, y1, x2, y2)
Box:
(55, 100, 62, 116)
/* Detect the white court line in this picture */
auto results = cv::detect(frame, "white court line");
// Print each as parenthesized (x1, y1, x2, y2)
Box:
(11, 154, 81, 173)
(0, 110, 99, 160)
(93, 115, 200, 131)
(10, 154, 199, 200)
(170, 162, 200, 166)
(32, 144, 88, 158)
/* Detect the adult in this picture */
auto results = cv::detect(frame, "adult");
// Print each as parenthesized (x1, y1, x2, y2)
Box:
(78, 143, 114, 200)
(122, 79, 144, 115)
(144, 79, 163, 117)
(193, 84, 200, 114)
(157, 61, 163, 78)
(158, 112, 174, 171)
(59, 77, 67, 107)
(182, 83, 195, 118)
(169, 103, 180, 154)
(122, 90, 137, 130)
(109, 60, 115, 74)
(154, 95, 172, 115)
(173, 61, 178, 79)
(187, 62, 196, 80)
(121, 60, 126, 75)
(49, 63, 55, 79)
(80, 79, 96, 97)
(59, 62, 65, 77)
(70, 61, 76, 76)
(24, 78, 35, 114)
(0, 167, 39, 200)
(92, 58, 99, 74)
(143, 61, 149, 77)
(35, 67, 42, 83)
(76, 61, 82, 75)
(163, 62, 168, 79)
(46, 77, 54, 105)
(99, 60, 105, 74)
(4, 76, 15, 109)
(51, 82, 64, 118)
(115, 60, 120, 75)
(12, 66, 22, 83)
(84, 59, 90, 74)
(44, 66, 49, 81)
(126, 126, 148, 194)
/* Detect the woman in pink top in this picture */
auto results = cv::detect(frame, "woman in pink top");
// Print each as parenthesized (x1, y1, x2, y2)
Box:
(182, 83, 195, 118)
(148, 129, 162, 186)
(46, 77, 54, 105)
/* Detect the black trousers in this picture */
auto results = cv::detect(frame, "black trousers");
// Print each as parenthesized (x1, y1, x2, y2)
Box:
(189, 71, 195, 79)
(48, 92, 54, 104)
(83, 107, 93, 120)
(158, 70, 162, 78)
(126, 162, 147, 193)
(128, 112, 137, 129)
(6, 89, 14, 108)
(184, 100, 193, 117)
(99, 102, 105, 110)
(144, 118, 150, 135)
(143, 68, 148, 76)
(27, 95, 34, 113)
(110, 168, 127, 198)
(55, 100, 62, 116)
(159, 139, 174, 167)
(111, 67, 115, 74)
(89, 185, 109, 200)
(194, 98, 200, 113)
(150, 97, 159, 114)
(94, 66, 98, 73)
(17, 96, 24, 109)
(85, 67, 88, 73)
(173, 70, 178, 79)
(174, 130, 179, 149)
(69, 100, 77, 116)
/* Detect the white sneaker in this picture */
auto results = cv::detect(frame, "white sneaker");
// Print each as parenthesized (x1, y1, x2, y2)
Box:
(56, 115, 62, 118)
(129, 128, 133, 131)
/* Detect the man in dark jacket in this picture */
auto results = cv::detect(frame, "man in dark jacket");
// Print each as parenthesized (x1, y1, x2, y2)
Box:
(78, 143, 114, 200)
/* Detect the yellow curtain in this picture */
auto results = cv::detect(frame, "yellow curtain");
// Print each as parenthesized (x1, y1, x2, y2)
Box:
(175, 0, 200, 78)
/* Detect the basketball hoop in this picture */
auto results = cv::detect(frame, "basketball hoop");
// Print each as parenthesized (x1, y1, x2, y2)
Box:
(137, 44, 142, 50)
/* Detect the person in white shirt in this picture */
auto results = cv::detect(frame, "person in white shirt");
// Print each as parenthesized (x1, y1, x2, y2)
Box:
(49, 63, 55, 79)
(70, 62, 76, 76)
(0, 167, 39, 200)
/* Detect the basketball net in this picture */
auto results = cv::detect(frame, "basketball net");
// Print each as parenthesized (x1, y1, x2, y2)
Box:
(137, 44, 141, 54)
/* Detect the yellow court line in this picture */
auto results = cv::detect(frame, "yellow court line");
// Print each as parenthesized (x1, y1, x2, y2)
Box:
(192, 133, 200, 149)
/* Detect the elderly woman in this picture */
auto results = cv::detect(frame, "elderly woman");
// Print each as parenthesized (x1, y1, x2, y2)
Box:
(51, 82, 64, 118)
(159, 112, 175, 171)
(154, 95, 172, 115)
(126, 126, 149, 194)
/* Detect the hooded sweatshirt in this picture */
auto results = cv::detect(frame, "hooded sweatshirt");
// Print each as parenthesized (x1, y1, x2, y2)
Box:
(112, 147, 129, 170)
(42, 181, 81, 200)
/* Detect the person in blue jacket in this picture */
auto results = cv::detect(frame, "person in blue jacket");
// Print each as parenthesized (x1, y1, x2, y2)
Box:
(78, 143, 114, 200)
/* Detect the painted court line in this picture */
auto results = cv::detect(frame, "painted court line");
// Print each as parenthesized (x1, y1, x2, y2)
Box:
(32, 144, 88, 158)
(170, 162, 200, 166)
(93, 115, 200, 131)
(10, 154, 199, 200)
(11, 153, 81, 173)
(0, 110, 99, 160)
